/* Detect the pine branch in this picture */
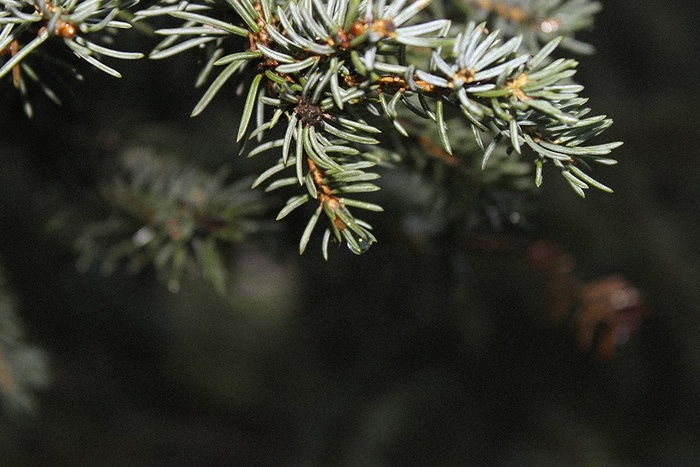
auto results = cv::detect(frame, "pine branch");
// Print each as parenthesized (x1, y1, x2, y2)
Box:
(2, 0, 621, 259)
(75, 148, 267, 293)
(141, 0, 619, 255)
(1, 0, 142, 116)
(0, 265, 49, 414)
(458, 0, 603, 54)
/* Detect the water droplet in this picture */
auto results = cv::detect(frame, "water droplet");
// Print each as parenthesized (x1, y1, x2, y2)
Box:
(356, 236, 373, 254)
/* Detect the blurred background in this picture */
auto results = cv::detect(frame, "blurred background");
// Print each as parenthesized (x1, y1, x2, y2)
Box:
(1, 0, 700, 464)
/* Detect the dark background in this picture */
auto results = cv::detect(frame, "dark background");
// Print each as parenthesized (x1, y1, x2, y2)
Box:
(2, 0, 700, 464)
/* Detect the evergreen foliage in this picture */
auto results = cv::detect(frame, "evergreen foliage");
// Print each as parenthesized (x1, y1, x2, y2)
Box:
(2, 0, 619, 286)
(75, 148, 267, 293)
(0, 266, 49, 414)
(4, 2, 700, 463)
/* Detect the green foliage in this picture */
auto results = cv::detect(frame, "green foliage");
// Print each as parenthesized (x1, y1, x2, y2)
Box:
(456, 0, 603, 54)
(75, 148, 266, 293)
(0, 0, 142, 116)
(3, 0, 619, 287)
(0, 265, 49, 414)
(138, 0, 618, 255)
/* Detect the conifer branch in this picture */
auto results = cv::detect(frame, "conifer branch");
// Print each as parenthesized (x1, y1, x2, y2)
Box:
(3, 0, 621, 260)
(459, 0, 602, 54)
(142, 0, 619, 255)
(76, 149, 266, 293)
(1, 0, 142, 115)
(0, 265, 49, 414)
